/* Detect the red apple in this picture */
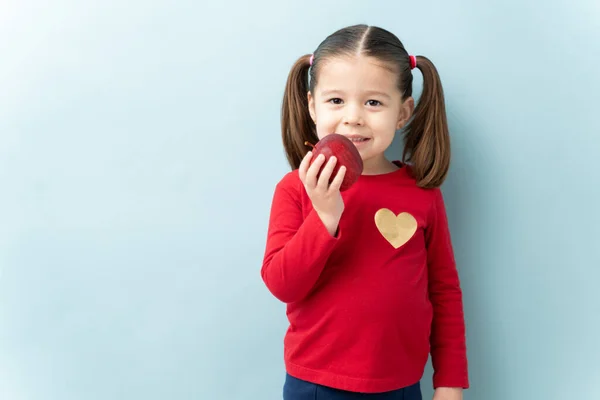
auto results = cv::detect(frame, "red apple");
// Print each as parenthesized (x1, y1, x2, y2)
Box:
(304, 133, 363, 191)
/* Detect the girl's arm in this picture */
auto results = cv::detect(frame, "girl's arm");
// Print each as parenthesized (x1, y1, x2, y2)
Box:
(260, 176, 341, 303)
(426, 188, 470, 390)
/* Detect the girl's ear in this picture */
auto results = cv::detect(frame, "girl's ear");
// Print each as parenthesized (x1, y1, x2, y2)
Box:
(308, 91, 316, 123)
(396, 96, 415, 130)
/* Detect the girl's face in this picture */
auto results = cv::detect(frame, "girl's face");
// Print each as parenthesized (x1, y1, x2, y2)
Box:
(308, 55, 414, 174)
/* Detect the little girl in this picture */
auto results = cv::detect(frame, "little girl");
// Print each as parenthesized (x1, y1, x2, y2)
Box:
(261, 24, 469, 400)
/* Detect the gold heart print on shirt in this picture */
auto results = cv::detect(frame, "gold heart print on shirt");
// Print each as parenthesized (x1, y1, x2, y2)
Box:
(374, 208, 418, 249)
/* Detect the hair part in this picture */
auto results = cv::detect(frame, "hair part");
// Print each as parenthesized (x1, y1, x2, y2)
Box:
(280, 24, 451, 188)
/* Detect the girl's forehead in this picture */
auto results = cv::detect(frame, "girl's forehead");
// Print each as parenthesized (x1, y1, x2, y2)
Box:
(316, 55, 398, 92)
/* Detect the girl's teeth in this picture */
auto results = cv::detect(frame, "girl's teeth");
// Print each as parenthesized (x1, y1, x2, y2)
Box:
(351, 138, 368, 142)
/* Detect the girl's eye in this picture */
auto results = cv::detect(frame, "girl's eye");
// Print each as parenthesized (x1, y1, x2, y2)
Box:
(327, 98, 382, 106)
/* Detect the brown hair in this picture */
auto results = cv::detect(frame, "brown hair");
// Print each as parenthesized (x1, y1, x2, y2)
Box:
(280, 24, 451, 188)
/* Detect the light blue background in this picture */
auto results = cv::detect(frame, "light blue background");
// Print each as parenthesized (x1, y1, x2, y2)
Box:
(1, 1, 599, 399)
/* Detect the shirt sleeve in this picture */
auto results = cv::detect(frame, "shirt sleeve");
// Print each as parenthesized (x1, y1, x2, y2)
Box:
(260, 176, 341, 303)
(425, 188, 470, 389)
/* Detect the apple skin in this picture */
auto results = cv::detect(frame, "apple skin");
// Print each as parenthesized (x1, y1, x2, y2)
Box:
(305, 134, 364, 192)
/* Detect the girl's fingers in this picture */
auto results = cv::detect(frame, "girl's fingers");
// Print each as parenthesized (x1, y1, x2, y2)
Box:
(298, 151, 312, 183)
(305, 153, 325, 188)
(329, 165, 346, 192)
(317, 156, 337, 190)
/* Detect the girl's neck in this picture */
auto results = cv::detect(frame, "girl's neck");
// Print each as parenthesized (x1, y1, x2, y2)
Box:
(361, 157, 400, 175)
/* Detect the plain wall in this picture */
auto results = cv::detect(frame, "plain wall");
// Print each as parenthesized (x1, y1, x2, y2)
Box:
(1, 1, 599, 399)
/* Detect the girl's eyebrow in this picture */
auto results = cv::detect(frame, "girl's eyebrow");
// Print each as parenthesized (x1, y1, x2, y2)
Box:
(320, 89, 391, 100)
(364, 90, 391, 99)
(320, 89, 343, 97)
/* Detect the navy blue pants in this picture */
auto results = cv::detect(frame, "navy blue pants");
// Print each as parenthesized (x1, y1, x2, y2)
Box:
(283, 373, 422, 400)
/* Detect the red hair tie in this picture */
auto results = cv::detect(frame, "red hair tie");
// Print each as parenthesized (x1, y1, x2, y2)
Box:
(409, 55, 417, 69)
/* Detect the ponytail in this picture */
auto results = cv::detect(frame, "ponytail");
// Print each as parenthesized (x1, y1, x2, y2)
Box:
(281, 54, 319, 170)
(403, 55, 451, 189)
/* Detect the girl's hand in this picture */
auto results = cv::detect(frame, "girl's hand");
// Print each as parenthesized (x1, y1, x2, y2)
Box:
(432, 387, 463, 400)
(299, 151, 346, 237)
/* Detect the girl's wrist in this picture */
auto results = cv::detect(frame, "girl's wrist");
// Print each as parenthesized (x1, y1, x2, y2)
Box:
(317, 212, 340, 237)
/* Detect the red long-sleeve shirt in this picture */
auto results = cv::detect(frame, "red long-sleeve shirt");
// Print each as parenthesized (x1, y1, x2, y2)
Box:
(261, 163, 469, 393)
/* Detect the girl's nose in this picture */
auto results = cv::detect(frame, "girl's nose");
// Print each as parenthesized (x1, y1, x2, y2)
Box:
(342, 104, 364, 126)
